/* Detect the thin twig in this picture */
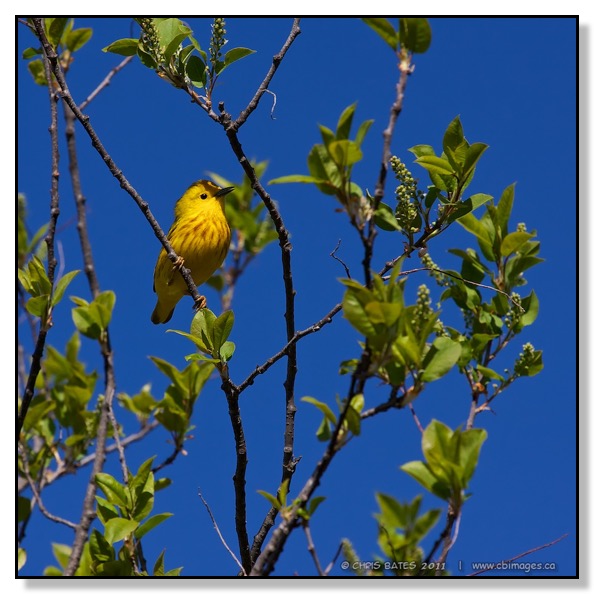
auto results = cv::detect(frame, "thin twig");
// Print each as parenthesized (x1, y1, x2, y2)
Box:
(233, 19, 301, 129)
(395, 267, 523, 309)
(324, 541, 344, 576)
(330, 240, 351, 279)
(237, 302, 342, 395)
(408, 403, 424, 433)
(79, 55, 134, 111)
(153, 439, 184, 474)
(302, 521, 324, 576)
(198, 490, 247, 576)
(466, 533, 569, 576)
(18, 445, 78, 530)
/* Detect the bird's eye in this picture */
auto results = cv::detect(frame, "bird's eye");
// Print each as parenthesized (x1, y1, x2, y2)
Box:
(200, 193, 208, 200)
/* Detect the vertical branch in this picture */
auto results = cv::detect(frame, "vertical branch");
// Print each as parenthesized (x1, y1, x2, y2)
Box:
(63, 102, 127, 485)
(17, 29, 62, 435)
(221, 380, 251, 573)
(215, 20, 301, 559)
(221, 126, 299, 561)
(374, 53, 413, 204)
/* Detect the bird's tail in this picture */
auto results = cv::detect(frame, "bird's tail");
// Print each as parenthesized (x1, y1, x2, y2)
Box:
(151, 299, 175, 325)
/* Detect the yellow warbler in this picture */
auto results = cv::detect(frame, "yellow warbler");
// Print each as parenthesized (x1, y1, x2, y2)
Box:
(151, 180, 233, 324)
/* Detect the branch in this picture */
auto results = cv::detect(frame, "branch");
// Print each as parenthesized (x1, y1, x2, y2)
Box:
(237, 302, 342, 395)
(18, 445, 77, 530)
(198, 490, 247, 576)
(233, 19, 301, 129)
(31, 20, 204, 312)
(214, 23, 302, 562)
(220, 379, 251, 573)
(466, 533, 569, 576)
(63, 100, 128, 485)
(374, 51, 413, 204)
(302, 521, 324, 576)
(32, 421, 159, 491)
(17, 41, 61, 436)
(79, 55, 134, 111)
(250, 352, 373, 576)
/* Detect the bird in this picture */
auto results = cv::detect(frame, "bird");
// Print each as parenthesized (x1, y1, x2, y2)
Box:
(151, 180, 233, 324)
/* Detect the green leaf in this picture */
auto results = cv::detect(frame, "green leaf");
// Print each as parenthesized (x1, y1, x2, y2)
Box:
(268, 174, 326, 185)
(47, 18, 69, 47)
(96, 290, 116, 328)
(167, 329, 210, 354)
(51, 542, 72, 569)
(456, 213, 495, 261)
(316, 416, 332, 441)
(223, 47, 256, 69)
(135, 512, 173, 540)
(18, 497, 31, 522)
(89, 530, 114, 563)
(95, 496, 119, 526)
(104, 518, 139, 545)
(362, 18, 398, 51)
(400, 461, 450, 500)
(415, 155, 454, 176)
(519, 291, 539, 328)
(27, 59, 47, 85)
(501, 231, 535, 257)
(191, 308, 217, 350)
(72, 305, 101, 339)
(355, 119, 374, 147)
(26, 295, 50, 318)
(336, 103, 357, 140)
(95, 473, 130, 509)
(18, 548, 27, 571)
(22, 47, 41, 59)
(257, 490, 281, 510)
(442, 116, 465, 154)
(458, 428, 488, 484)
(447, 193, 493, 223)
(463, 142, 489, 178)
(345, 400, 361, 436)
(103, 38, 138, 56)
(307, 144, 342, 192)
(496, 183, 516, 235)
(66, 28, 93, 52)
(212, 310, 234, 353)
(301, 396, 337, 425)
(328, 140, 363, 168)
(52, 270, 80, 306)
(154, 18, 192, 60)
(476, 364, 504, 382)
(153, 550, 166, 576)
(374, 202, 400, 231)
(399, 18, 431, 53)
(421, 337, 462, 382)
(219, 341, 236, 362)
(365, 301, 401, 326)
(155, 478, 172, 491)
(408, 144, 435, 158)
(308, 496, 326, 517)
(186, 55, 206, 87)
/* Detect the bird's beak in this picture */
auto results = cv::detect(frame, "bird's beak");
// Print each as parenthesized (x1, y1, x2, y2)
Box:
(215, 186, 234, 197)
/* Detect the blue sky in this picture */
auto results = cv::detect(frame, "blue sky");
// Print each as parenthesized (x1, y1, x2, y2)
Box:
(18, 17, 576, 578)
